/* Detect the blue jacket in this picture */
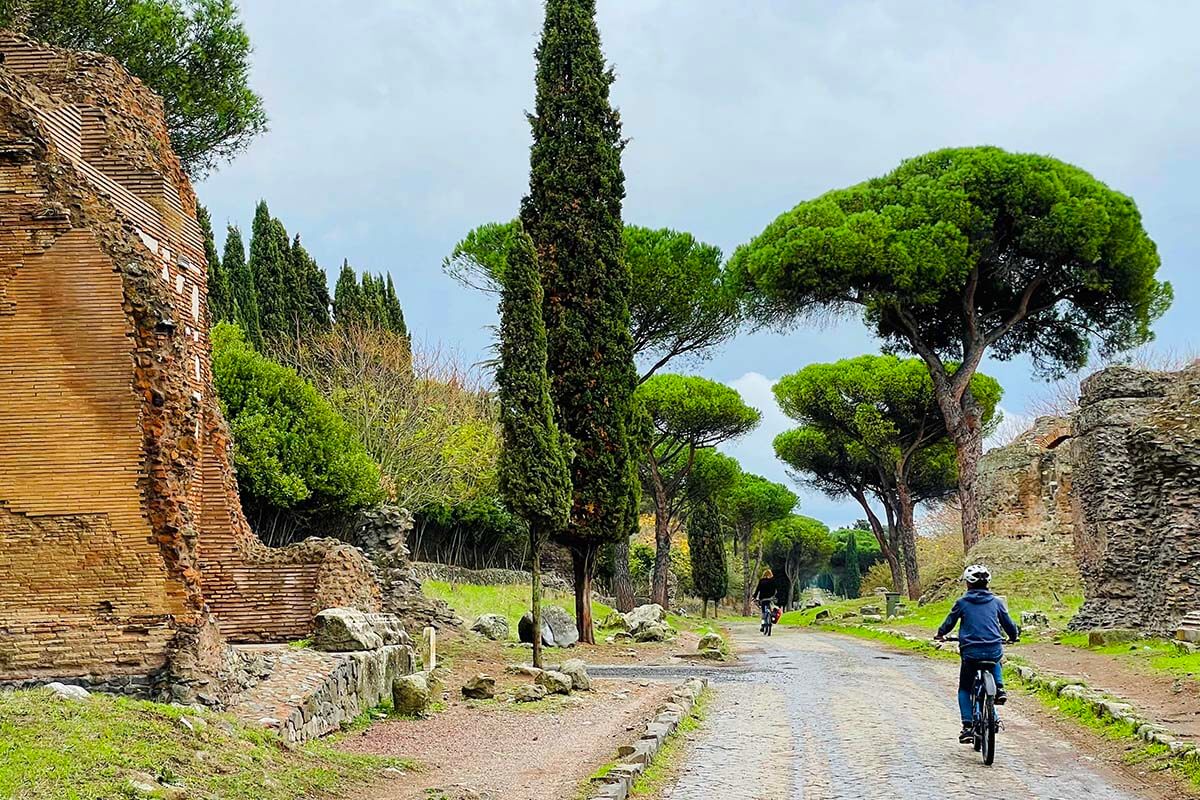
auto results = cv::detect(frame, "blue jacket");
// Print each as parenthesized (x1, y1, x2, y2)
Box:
(936, 588, 1019, 660)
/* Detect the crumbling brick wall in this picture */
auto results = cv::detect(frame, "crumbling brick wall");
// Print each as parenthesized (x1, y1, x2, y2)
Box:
(977, 415, 1076, 547)
(1069, 363, 1200, 635)
(0, 32, 378, 684)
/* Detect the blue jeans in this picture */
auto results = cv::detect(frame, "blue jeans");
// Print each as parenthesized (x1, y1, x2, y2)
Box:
(958, 658, 1003, 723)
(759, 601, 773, 627)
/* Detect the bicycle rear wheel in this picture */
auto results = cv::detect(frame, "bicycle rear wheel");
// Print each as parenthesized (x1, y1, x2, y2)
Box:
(981, 697, 996, 765)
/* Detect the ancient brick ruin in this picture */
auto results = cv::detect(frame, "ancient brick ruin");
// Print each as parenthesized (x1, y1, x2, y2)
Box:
(976, 362, 1200, 636)
(0, 33, 379, 691)
(1069, 363, 1200, 636)
(976, 415, 1075, 546)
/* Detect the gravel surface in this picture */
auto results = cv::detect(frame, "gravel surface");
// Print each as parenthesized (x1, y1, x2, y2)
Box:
(340, 678, 673, 800)
(657, 625, 1177, 800)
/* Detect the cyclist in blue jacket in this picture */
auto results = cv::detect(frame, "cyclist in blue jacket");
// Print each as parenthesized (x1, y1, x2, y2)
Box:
(935, 564, 1019, 743)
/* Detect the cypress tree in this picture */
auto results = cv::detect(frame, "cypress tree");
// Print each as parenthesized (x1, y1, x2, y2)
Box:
(519, 0, 636, 644)
(291, 234, 331, 331)
(333, 260, 363, 325)
(249, 201, 291, 339)
(224, 224, 260, 346)
(843, 530, 862, 599)
(384, 274, 408, 337)
(687, 497, 728, 618)
(496, 224, 571, 669)
(198, 205, 233, 324)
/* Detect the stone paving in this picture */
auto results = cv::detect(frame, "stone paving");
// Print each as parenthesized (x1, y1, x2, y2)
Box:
(610, 626, 1160, 799)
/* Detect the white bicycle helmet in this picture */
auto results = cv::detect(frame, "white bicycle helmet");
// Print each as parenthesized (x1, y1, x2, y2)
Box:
(962, 564, 991, 584)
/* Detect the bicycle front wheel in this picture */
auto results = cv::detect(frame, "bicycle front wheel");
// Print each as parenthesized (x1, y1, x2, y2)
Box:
(981, 697, 996, 766)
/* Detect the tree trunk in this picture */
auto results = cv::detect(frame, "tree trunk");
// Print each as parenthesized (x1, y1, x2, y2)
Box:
(701, 599, 707, 618)
(649, 465, 672, 608)
(951, 420, 985, 552)
(571, 545, 596, 645)
(895, 477, 922, 601)
(612, 535, 636, 612)
(853, 490, 904, 594)
(932, 382, 986, 551)
(740, 525, 753, 617)
(531, 545, 543, 669)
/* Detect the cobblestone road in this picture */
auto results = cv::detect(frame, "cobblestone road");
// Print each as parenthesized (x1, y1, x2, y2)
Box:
(654, 626, 1158, 799)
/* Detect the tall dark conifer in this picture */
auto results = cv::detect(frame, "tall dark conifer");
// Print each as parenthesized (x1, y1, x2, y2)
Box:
(198, 205, 234, 324)
(291, 234, 331, 331)
(520, 0, 636, 643)
(333, 260, 363, 325)
(497, 224, 572, 668)
(384, 274, 408, 337)
(687, 497, 728, 618)
(249, 200, 291, 339)
(223, 224, 260, 346)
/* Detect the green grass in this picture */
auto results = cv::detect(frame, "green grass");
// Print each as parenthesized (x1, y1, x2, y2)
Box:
(421, 580, 613, 640)
(0, 688, 408, 800)
(1012, 671, 1200, 789)
(1054, 633, 1200, 679)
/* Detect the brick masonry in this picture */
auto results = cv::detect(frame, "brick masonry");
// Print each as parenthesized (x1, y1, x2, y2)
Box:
(0, 32, 378, 687)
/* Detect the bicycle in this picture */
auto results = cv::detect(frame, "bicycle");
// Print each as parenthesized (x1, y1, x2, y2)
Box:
(939, 635, 1002, 765)
(758, 600, 774, 636)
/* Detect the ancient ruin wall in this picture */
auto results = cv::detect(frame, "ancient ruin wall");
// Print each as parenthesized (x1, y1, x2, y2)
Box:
(977, 415, 1077, 546)
(0, 33, 377, 683)
(1069, 363, 1200, 635)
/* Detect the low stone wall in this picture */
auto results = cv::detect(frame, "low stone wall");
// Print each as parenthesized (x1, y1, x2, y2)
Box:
(412, 561, 571, 593)
(227, 642, 416, 743)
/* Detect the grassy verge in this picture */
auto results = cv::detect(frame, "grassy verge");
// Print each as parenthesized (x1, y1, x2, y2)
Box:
(1012, 671, 1200, 789)
(422, 580, 613, 638)
(1055, 633, 1200, 679)
(579, 689, 711, 800)
(0, 689, 408, 800)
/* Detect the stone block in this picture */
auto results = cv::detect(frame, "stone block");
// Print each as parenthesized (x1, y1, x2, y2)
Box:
(1087, 628, 1141, 647)
(421, 627, 437, 671)
(392, 672, 431, 716)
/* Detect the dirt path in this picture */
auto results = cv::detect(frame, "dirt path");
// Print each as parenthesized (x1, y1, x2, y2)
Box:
(1021, 641, 1200, 740)
(653, 626, 1187, 799)
(340, 678, 672, 800)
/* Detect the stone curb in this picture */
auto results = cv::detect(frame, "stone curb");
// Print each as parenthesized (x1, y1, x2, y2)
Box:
(586, 677, 708, 800)
(872, 626, 1200, 762)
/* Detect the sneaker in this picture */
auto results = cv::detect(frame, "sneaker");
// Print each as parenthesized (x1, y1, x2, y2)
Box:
(995, 688, 1007, 706)
(959, 725, 974, 744)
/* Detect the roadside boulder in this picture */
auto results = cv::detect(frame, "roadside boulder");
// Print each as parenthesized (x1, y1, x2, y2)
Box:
(861, 614, 883, 623)
(518, 606, 579, 648)
(697, 632, 725, 652)
(365, 613, 410, 646)
(1088, 628, 1141, 647)
(814, 609, 831, 621)
(624, 604, 667, 637)
(698, 648, 724, 660)
(600, 611, 630, 631)
(461, 674, 496, 700)
(634, 622, 671, 642)
(392, 673, 431, 716)
(1021, 611, 1050, 629)
(557, 659, 591, 691)
(44, 682, 89, 701)
(471, 614, 510, 641)
(513, 683, 546, 703)
(313, 607, 383, 651)
(537, 669, 573, 695)
(860, 605, 881, 616)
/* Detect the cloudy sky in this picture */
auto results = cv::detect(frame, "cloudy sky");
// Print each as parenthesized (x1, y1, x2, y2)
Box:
(199, 1, 1199, 528)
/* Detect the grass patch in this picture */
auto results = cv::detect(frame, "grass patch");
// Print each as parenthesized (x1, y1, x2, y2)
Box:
(1011, 671, 1200, 789)
(1053, 634, 1200, 679)
(421, 580, 612, 640)
(627, 690, 710, 798)
(0, 688, 407, 800)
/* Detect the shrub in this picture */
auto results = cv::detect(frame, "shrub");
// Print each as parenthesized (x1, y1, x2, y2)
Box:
(212, 323, 384, 539)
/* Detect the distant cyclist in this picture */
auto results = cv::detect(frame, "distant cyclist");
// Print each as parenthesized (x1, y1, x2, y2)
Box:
(935, 564, 1019, 744)
(753, 568, 777, 632)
